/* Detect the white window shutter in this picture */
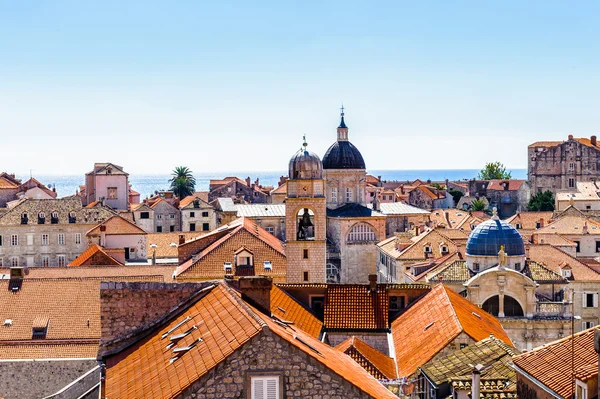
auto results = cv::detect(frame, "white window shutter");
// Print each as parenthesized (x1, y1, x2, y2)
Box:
(252, 378, 264, 399)
(251, 377, 279, 399)
(594, 293, 599, 308)
(266, 378, 278, 399)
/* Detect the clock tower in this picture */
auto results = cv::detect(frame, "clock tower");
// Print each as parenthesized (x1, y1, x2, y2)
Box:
(285, 137, 327, 283)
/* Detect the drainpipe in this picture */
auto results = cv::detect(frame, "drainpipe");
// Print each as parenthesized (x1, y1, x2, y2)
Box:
(471, 364, 483, 399)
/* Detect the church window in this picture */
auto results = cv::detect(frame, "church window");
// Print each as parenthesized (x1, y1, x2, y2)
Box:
(347, 223, 377, 242)
(569, 162, 575, 171)
(569, 178, 575, 188)
(75, 233, 82, 244)
(11, 257, 19, 267)
(575, 240, 581, 253)
(57, 255, 66, 267)
(326, 263, 340, 283)
(331, 187, 338, 203)
(473, 263, 480, 272)
(41, 234, 49, 246)
(345, 187, 353, 202)
(514, 262, 521, 270)
(303, 271, 309, 282)
(303, 249, 309, 259)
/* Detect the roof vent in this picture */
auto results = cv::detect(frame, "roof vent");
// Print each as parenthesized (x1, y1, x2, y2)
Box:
(3, 319, 12, 327)
(424, 322, 435, 331)
(472, 311, 481, 319)
(263, 261, 272, 271)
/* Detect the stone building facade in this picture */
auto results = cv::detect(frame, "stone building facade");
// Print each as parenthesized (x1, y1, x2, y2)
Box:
(180, 195, 217, 232)
(150, 198, 180, 233)
(0, 198, 114, 267)
(85, 163, 130, 210)
(130, 203, 154, 233)
(528, 134, 600, 194)
(208, 177, 270, 204)
(0, 173, 21, 208)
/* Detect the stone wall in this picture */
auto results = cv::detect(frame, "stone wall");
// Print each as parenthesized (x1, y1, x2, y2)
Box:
(100, 281, 208, 346)
(0, 187, 18, 208)
(0, 359, 98, 399)
(180, 330, 378, 399)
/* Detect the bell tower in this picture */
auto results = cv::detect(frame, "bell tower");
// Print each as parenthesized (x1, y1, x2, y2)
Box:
(285, 136, 327, 283)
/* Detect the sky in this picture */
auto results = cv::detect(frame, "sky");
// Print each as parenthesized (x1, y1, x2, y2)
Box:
(1, 1, 599, 175)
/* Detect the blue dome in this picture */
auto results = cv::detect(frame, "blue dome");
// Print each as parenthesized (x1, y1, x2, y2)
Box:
(466, 218, 525, 256)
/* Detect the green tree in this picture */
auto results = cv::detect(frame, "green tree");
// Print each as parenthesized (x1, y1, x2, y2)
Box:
(528, 190, 555, 211)
(478, 162, 512, 180)
(471, 199, 487, 211)
(448, 189, 464, 204)
(430, 182, 445, 190)
(169, 166, 196, 198)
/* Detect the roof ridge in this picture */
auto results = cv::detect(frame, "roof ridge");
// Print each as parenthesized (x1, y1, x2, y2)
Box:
(441, 285, 465, 338)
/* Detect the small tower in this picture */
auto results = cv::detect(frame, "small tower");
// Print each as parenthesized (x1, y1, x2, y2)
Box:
(285, 136, 327, 283)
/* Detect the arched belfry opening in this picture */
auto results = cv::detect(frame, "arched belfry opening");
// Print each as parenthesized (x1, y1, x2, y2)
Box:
(296, 208, 315, 240)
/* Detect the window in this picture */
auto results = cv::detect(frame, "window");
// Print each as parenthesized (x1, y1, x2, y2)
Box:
(157, 226, 163, 233)
(193, 200, 200, 209)
(460, 343, 468, 349)
(68, 212, 76, 224)
(265, 226, 275, 235)
(202, 223, 209, 231)
(50, 212, 59, 224)
(575, 241, 581, 253)
(535, 222, 541, 228)
(569, 162, 575, 171)
(11, 235, 18, 246)
(583, 293, 598, 308)
(0, 235, 2, 246)
(11, 257, 19, 266)
(345, 187, 352, 202)
(57, 255, 66, 267)
(424, 245, 432, 253)
(58, 233, 65, 245)
(41, 234, 49, 246)
(75, 233, 81, 245)
(0, 258, 3, 267)
(251, 376, 280, 399)
(189, 211, 195, 217)
(41, 256, 49, 267)
(38, 212, 45, 224)
(170, 214, 175, 219)
(347, 223, 377, 242)
(583, 321, 595, 330)
(140, 212, 150, 219)
(107, 187, 118, 199)
(26, 234, 33, 246)
(562, 268, 572, 278)
(263, 261, 272, 271)
(21, 213, 28, 224)
(202, 211, 209, 217)
(514, 262, 521, 270)
(596, 241, 600, 253)
(224, 262, 233, 273)
(189, 223, 196, 232)
(331, 187, 338, 203)
(310, 296, 325, 314)
(516, 223, 522, 229)
(587, 205, 592, 210)
(473, 263, 480, 272)
(170, 225, 175, 232)
(157, 214, 163, 219)
(441, 245, 448, 254)
(303, 249, 309, 259)
(303, 271, 309, 282)
(569, 178, 575, 188)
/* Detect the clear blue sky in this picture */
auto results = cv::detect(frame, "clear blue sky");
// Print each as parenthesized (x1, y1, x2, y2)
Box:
(1, 1, 599, 175)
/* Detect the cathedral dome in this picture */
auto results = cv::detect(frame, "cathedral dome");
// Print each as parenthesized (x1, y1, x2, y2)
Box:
(289, 137, 323, 180)
(466, 213, 525, 257)
(322, 111, 366, 170)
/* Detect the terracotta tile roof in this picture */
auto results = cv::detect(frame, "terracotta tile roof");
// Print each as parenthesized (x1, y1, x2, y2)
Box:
(430, 209, 472, 229)
(534, 234, 576, 247)
(486, 180, 526, 191)
(535, 215, 600, 235)
(524, 261, 568, 283)
(528, 141, 563, 148)
(8, 265, 174, 282)
(270, 181, 287, 194)
(148, 232, 205, 258)
(178, 193, 210, 209)
(526, 244, 600, 281)
(420, 336, 517, 386)
(324, 285, 388, 330)
(0, 279, 100, 342)
(427, 260, 472, 283)
(575, 362, 598, 382)
(417, 185, 440, 200)
(85, 200, 100, 208)
(408, 252, 463, 282)
(392, 284, 512, 377)
(105, 283, 397, 399)
(383, 229, 463, 262)
(87, 214, 147, 236)
(506, 211, 554, 230)
(513, 327, 598, 398)
(335, 336, 398, 379)
(270, 285, 323, 339)
(0, 176, 19, 189)
(175, 218, 286, 279)
(0, 341, 99, 360)
(68, 244, 123, 266)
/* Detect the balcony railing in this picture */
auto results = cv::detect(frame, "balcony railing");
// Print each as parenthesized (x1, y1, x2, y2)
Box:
(536, 302, 568, 317)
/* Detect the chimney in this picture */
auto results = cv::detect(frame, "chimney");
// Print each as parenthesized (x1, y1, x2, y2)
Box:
(368, 274, 378, 292)
(9, 267, 24, 292)
(568, 134, 574, 140)
(584, 221, 589, 234)
(471, 364, 483, 399)
(245, 177, 251, 186)
(100, 224, 107, 247)
(239, 276, 272, 315)
(255, 178, 259, 187)
(539, 218, 544, 228)
(179, 234, 185, 245)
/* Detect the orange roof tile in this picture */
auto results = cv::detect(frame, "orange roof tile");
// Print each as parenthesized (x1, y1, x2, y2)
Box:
(87, 214, 147, 236)
(270, 285, 323, 339)
(270, 182, 287, 194)
(69, 244, 123, 267)
(148, 232, 204, 258)
(526, 245, 600, 281)
(0, 341, 99, 360)
(513, 327, 598, 398)
(0, 176, 19, 189)
(392, 284, 512, 377)
(324, 285, 388, 330)
(178, 193, 210, 208)
(335, 336, 398, 379)
(486, 180, 526, 191)
(16, 265, 175, 281)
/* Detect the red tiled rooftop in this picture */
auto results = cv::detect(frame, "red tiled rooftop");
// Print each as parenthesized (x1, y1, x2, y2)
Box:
(324, 285, 388, 330)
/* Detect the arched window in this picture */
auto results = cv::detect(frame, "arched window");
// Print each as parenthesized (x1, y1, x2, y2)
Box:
(326, 263, 340, 283)
(38, 212, 46, 224)
(347, 223, 377, 242)
(482, 295, 524, 317)
(296, 208, 315, 241)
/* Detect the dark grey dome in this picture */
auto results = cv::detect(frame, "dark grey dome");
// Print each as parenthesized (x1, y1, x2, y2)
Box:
(289, 144, 323, 180)
(466, 218, 525, 257)
(322, 141, 366, 169)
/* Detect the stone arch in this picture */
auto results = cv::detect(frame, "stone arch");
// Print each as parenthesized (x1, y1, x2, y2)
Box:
(482, 294, 524, 317)
(292, 206, 317, 241)
(347, 222, 377, 243)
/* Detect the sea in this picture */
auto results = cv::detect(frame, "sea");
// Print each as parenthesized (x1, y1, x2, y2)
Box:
(23, 169, 528, 200)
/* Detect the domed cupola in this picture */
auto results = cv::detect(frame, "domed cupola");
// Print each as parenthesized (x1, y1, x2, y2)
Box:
(289, 135, 323, 180)
(466, 208, 526, 272)
(322, 108, 366, 170)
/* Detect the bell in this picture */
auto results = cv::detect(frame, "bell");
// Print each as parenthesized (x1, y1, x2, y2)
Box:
(300, 209, 313, 228)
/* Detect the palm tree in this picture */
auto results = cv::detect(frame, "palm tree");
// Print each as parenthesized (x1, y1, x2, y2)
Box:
(169, 166, 196, 198)
(471, 199, 487, 212)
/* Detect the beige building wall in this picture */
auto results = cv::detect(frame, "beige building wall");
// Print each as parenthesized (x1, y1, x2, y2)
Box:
(181, 206, 216, 233)
(94, 175, 129, 210)
(323, 169, 367, 209)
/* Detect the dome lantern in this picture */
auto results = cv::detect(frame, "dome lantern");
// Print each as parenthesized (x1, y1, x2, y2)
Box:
(288, 135, 323, 180)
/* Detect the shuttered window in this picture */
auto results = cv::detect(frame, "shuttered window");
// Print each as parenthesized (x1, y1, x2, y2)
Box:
(583, 293, 599, 308)
(251, 376, 279, 399)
